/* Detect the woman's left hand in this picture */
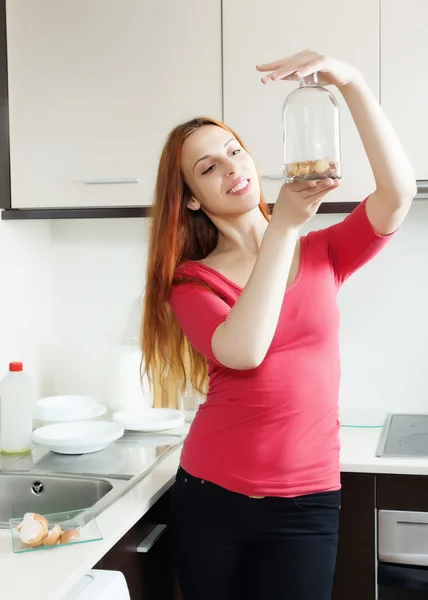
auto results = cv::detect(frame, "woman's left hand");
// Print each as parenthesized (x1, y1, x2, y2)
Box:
(256, 50, 360, 89)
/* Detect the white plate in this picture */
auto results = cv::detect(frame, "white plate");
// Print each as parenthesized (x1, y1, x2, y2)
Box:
(112, 408, 185, 432)
(35, 395, 97, 422)
(32, 421, 124, 454)
(34, 402, 107, 423)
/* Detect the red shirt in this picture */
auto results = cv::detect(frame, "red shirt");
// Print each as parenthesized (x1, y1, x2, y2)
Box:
(170, 200, 393, 497)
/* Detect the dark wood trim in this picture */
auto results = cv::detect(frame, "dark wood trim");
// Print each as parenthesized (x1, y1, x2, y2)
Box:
(1, 206, 153, 219)
(332, 473, 376, 600)
(317, 202, 359, 213)
(0, 0, 10, 209)
(1, 202, 359, 220)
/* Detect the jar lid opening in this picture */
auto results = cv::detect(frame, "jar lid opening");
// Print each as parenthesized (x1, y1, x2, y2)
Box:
(300, 72, 319, 86)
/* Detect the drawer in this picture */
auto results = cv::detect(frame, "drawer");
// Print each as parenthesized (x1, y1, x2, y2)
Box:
(377, 475, 428, 511)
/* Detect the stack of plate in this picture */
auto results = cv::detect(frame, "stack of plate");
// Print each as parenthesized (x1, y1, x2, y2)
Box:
(112, 408, 184, 432)
(32, 421, 124, 454)
(34, 395, 107, 423)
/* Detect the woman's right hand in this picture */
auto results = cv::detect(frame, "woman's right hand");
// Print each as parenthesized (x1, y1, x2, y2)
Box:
(271, 178, 340, 230)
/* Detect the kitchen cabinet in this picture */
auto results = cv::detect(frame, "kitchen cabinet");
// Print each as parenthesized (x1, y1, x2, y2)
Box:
(5, 0, 221, 210)
(97, 489, 183, 600)
(381, 0, 428, 181)
(222, 0, 379, 205)
(377, 473, 428, 512)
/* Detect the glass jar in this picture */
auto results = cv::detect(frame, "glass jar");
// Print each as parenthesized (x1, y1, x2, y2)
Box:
(178, 383, 205, 422)
(282, 72, 341, 182)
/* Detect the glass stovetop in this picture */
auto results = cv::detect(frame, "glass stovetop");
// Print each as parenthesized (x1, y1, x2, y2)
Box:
(377, 414, 428, 458)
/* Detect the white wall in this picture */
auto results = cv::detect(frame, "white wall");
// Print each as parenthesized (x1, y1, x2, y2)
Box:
(48, 201, 428, 413)
(0, 219, 54, 401)
(303, 201, 428, 413)
(50, 217, 150, 406)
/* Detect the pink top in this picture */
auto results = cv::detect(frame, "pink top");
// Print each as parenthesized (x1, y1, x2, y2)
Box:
(170, 200, 394, 497)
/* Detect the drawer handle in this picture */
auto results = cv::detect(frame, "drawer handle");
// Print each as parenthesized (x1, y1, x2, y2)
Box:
(84, 178, 140, 184)
(261, 175, 285, 181)
(416, 180, 428, 197)
(136, 524, 167, 553)
(397, 520, 428, 526)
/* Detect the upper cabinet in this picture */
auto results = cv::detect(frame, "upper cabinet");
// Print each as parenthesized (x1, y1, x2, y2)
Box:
(5, 1, 221, 209)
(381, 0, 428, 181)
(222, 0, 379, 204)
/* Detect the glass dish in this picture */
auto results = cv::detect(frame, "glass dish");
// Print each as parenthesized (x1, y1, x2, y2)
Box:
(9, 508, 102, 553)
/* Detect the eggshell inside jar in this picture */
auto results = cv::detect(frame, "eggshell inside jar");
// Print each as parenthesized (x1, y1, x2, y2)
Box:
(43, 523, 62, 546)
(285, 159, 339, 180)
(60, 528, 81, 544)
(19, 519, 48, 547)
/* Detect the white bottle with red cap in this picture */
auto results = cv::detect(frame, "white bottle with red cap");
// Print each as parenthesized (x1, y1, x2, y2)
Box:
(0, 361, 33, 454)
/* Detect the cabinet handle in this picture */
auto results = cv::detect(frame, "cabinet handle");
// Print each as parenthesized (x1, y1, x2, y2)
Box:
(261, 175, 285, 181)
(136, 524, 167, 553)
(84, 178, 140, 184)
(416, 180, 428, 196)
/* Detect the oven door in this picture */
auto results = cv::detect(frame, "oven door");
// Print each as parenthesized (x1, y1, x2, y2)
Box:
(378, 510, 428, 599)
(378, 563, 428, 599)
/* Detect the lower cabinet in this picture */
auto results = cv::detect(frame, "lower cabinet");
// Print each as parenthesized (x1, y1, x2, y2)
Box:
(96, 490, 182, 600)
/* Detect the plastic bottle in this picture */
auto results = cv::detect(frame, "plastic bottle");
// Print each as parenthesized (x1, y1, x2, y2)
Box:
(0, 362, 33, 454)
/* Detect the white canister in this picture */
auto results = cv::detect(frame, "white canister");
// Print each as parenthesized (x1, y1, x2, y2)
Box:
(108, 345, 154, 412)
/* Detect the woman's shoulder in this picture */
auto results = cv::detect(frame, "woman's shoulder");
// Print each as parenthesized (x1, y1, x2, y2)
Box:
(173, 260, 215, 286)
(173, 259, 238, 296)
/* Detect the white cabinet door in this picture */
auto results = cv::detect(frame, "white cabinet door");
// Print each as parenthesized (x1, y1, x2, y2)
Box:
(6, 1, 221, 209)
(381, 0, 428, 181)
(223, 0, 379, 204)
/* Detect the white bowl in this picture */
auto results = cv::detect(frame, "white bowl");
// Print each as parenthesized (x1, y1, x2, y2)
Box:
(34, 402, 107, 423)
(35, 395, 97, 422)
(32, 421, 124, 454)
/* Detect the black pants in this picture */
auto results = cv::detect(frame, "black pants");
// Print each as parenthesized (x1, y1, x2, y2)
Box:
(170, 467, 340, 600)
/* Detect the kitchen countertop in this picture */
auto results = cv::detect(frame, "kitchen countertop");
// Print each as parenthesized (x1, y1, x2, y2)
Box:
(340, 423, 428, 475)
(0, 437, 184, 600)
(3, 418, 428, 600)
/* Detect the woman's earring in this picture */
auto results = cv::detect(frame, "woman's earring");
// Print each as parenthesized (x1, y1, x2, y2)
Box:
(187, 198, 201, 211)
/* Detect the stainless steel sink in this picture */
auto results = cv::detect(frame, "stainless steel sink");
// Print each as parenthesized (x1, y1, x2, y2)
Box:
(0, 432, 185, 527)
(0, 473, 127, 527)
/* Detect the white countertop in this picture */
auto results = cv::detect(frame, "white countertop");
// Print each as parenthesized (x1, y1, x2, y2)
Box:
(3, 420, 428, 600)
(340, 423, 428, 475)
(0, 442, 183, 600)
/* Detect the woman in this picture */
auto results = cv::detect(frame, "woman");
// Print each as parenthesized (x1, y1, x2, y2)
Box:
(141, 50, 416, 600)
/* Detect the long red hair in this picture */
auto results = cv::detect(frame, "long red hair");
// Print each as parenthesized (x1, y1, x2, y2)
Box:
(141, 117, 269, 400)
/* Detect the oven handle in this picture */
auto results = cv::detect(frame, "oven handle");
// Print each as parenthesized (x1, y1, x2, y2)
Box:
(378, 563, 428, 591)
